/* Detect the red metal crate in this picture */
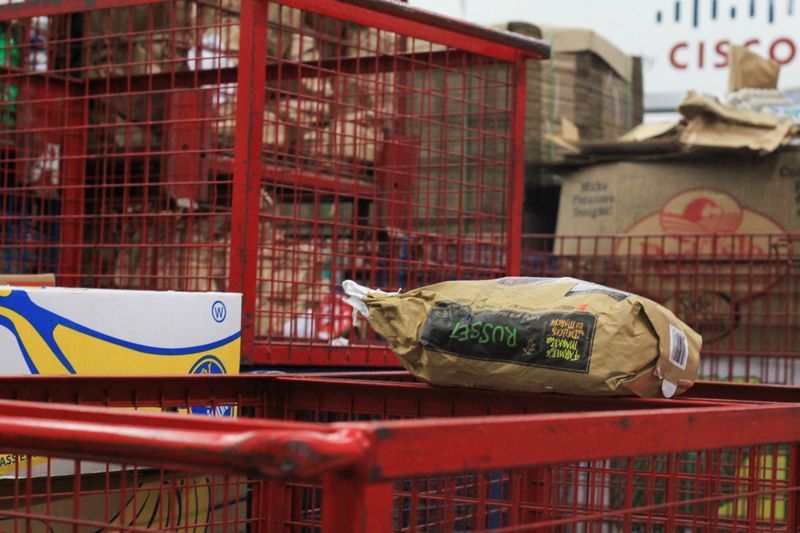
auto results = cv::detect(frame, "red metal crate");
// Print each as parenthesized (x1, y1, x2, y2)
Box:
(0, 373, 798, 532)
(0, 0, 547, 367)
(522, 233, 800, 386)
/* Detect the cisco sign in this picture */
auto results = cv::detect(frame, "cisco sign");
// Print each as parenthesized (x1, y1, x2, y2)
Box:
(648, 0, 800, 98)
(661, 1, 798, 70)
(669, 37, 796, 70)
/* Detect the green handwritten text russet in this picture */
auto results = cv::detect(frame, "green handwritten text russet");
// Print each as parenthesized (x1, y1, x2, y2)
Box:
(449, 321, 518, 348)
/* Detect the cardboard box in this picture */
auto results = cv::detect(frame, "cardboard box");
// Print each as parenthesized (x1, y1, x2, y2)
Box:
(0, 286, 241, 478)
(0, 286, 241, 376)
(498, 24, 644, 166)
(0, 274, 55, 287)
(0, 470, 249, 533)
(555, 148, 800, 382)
(556, 149, 800, 237)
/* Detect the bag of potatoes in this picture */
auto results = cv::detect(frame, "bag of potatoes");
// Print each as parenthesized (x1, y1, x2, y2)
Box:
(342, 277, 701, 398)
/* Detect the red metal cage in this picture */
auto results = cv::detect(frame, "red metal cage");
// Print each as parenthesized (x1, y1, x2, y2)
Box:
(0, 373, 799, 532)
(0, 0, 547, 366)
(522, 233, 800, 386)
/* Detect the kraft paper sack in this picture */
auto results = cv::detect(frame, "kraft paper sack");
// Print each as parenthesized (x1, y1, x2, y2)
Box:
(343, 277, 701, 398)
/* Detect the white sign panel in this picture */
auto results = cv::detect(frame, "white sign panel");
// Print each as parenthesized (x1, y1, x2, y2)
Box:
(411, 0, 800, 109)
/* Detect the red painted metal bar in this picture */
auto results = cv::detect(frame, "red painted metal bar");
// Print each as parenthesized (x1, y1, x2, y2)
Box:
(0, 374, 752, 416)
(686, 381, 800, 403)
(790, 446, 800, 532)
(208, 159, 379, 198)
(507, 59, 526, 276)
(0, 399, 368, 479)
(82, 50, 491, 97)
(296, 370, 800, 405)
(0, 0, 164, 20)
(56, 84, 88, 287)
(321, 474, 394, 533)
(339, 0, 548, 58)
(3, 398, 800, 483)
(0, 374, 276, 407)
(254, 344, 399, 367)
(229, 0, 269, 357)
(270, 375, 743, 415)
(294, 370, 411, 380)
(351, 404, 800, 481)
(0, 397, 307, 433)
(4, 374, 800, 415)
(0, 0, 549, 61)
(274, 0, 547, 61)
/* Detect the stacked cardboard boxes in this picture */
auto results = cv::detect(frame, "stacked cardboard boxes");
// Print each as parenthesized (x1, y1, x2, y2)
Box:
(498, 23, 643, 165)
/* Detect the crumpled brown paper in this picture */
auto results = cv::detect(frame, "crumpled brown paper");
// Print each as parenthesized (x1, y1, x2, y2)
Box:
(678, 91, 795, 152)
(728, 45, 780, 92)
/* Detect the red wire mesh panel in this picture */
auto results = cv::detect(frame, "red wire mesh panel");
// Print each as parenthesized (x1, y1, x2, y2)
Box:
(0, 0, 544, 367)
(264, 376, 800, 532)
(248, 4, 532, 366)
(521, 233, 800, 386)
(0, 376, 799, 533)
(379, 445, 797, 532)
(3, 438, 794, 532)
(0, 1, 239, 290)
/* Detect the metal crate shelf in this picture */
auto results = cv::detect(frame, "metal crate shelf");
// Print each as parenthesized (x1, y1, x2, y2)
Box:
(0, 372, 798, 532)
(0, 0, 547, 365)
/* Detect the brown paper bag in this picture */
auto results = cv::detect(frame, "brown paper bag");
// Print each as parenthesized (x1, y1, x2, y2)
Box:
(728, 45, 780, 92)
(343, 277, 702, 398)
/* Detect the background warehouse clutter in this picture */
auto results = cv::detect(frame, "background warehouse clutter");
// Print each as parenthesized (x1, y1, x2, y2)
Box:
(5, 2, 800, 532)
(2, 0, 800, 381)
(2, 0, 799, 382)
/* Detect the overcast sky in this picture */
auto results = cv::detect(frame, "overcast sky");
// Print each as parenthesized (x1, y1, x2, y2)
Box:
(408, 0, 637, 53)
(408, 0, 800, 101)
